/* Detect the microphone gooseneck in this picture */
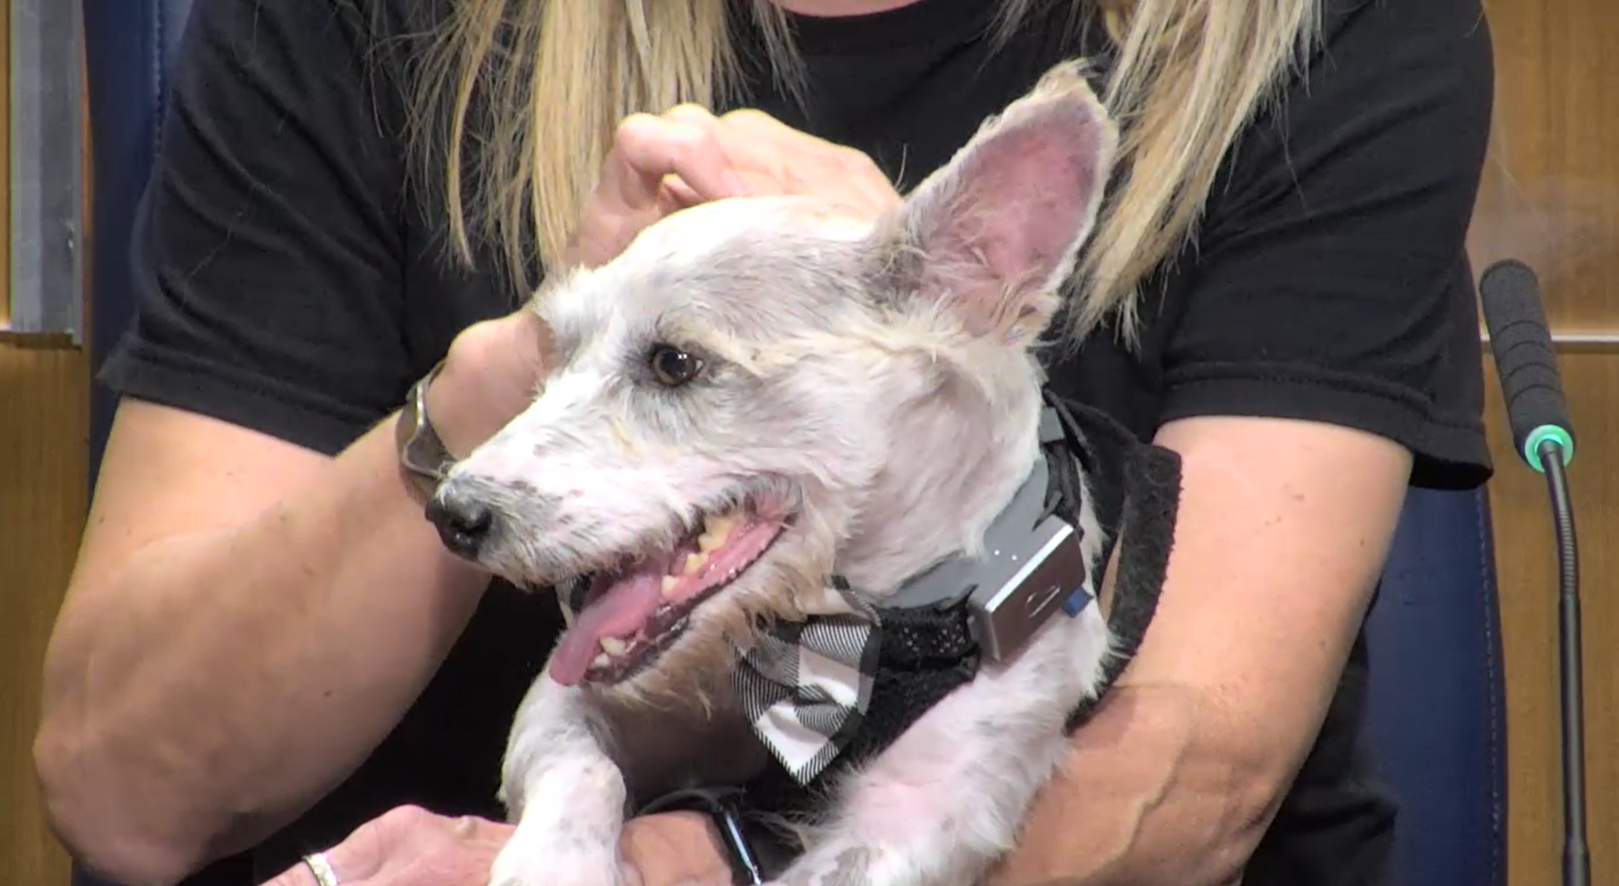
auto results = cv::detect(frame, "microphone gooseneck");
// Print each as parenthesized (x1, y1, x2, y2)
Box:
(1479, 259, 1586, 886)
(1542, 438, 1587, 886)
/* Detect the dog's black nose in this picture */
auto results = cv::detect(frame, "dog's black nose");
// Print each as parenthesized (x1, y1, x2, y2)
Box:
(425, 494, 494, 558)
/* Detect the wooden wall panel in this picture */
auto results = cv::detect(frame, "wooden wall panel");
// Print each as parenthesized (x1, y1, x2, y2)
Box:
(1473, 1, 1619, 885)
(1471, 1, 1619, 332)
(0, 346, 86, 886)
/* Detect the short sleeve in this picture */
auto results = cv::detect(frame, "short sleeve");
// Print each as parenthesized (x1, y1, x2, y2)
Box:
(1157, 0, 1495, 490)
(98, 0, 414, 455)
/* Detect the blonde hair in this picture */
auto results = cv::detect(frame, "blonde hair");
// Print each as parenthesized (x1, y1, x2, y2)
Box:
(409, 0, 1320, 342)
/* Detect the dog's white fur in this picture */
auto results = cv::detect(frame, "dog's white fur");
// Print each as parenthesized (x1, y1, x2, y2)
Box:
(434, 62, 1123, 886)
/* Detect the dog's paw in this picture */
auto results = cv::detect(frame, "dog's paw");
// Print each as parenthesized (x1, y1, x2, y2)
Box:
(486, 833, 621, 886)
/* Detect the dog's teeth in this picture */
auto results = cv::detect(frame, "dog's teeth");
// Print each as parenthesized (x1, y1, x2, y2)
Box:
(600, 636, 629, 657)
(704, 512, 738, 535)
(660, 575, 678, 597)
(683, 552, 707, 575)
(699, 513, 737, 552)
(591, 653, 611, 669)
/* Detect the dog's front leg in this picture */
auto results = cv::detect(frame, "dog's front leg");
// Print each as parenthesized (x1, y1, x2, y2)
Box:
(775, 607, 1114, 886)
(487, 672, 628, 886)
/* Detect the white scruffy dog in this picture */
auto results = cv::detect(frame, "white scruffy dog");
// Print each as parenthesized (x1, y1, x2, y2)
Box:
(430, 62, 1134, 886)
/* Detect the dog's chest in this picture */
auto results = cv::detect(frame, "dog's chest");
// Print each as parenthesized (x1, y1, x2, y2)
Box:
(598, 696, 772, 802)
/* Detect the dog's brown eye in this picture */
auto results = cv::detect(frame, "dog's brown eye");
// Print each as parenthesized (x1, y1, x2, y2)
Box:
(648, 343, 703, 387)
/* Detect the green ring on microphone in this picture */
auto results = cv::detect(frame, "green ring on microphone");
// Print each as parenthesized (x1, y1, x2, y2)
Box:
(1523, 425, 1575, 473)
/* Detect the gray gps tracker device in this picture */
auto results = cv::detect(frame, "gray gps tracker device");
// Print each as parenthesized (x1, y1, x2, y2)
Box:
(963, 514, 1090, 662)
(880, 442, 1094, 664)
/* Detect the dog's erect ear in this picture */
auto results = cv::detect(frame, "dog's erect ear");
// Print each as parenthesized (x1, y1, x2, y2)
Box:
(876, 61, 1118, 342)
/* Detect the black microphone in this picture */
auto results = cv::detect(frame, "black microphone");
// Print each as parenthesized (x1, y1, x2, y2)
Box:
(1479, 258, 1586, 886)
(1481, 259, 1578, 471)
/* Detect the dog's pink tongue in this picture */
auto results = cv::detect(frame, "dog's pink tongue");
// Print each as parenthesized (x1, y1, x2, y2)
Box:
(550, 569, 666, 687)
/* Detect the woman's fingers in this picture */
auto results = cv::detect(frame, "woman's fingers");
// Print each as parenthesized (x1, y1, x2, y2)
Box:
(566, 106, 752, 268)
(284, 806, 513, 886)
(569, 104, 898, 271)
(657, 174, 704, 211)
(715, 108, 901, 216)
(610, 108, 750, 210)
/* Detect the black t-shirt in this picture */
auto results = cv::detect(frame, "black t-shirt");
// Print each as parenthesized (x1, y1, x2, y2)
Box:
(99, 0, 1495, 883)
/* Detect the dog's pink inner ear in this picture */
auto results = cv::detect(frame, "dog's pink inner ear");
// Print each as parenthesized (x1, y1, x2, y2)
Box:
(900, 100, 1109, 339)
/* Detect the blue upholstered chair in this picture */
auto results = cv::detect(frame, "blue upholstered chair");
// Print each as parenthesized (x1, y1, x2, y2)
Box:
(1367, 486, 1509, 885)
(83, 0, 194, 475)
(76, 2, 1508, 884)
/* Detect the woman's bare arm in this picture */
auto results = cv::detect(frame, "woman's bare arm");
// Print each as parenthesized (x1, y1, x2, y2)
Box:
(33, 392, 494, 886)
(989, 415, 1413, 886)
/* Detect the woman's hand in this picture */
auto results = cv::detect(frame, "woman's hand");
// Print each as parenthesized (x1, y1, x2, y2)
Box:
(427, 310, 555, 460)
(565, 104, 901, 268)
(258, 805, 733, 886)
(429, 105, 901, 458)
(258, 806, 511, 886)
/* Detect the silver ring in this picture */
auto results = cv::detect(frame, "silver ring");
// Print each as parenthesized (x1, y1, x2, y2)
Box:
(302, 851, 340, 886)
